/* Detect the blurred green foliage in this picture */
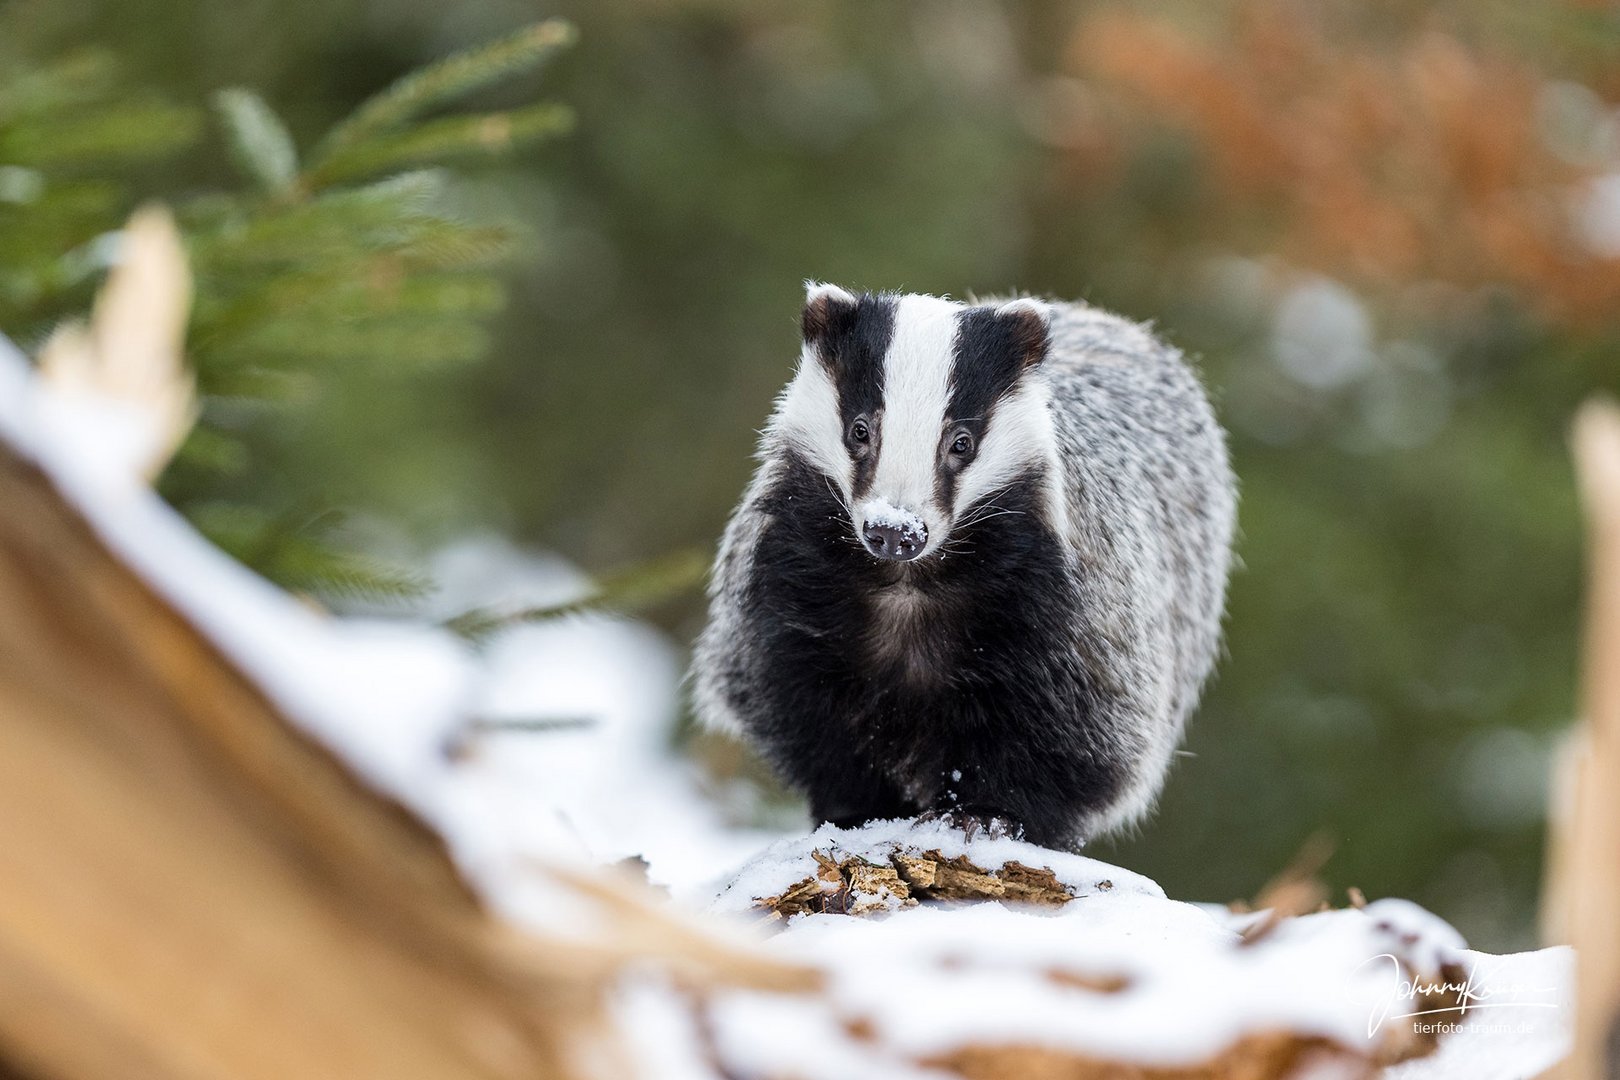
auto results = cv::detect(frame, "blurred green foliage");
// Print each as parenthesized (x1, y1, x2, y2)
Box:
(4, 0, 1618, 950)
(1, 19, 573, 597)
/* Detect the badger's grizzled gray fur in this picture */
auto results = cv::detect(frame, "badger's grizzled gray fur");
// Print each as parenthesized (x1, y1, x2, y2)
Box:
(692, 284, 1236, 848)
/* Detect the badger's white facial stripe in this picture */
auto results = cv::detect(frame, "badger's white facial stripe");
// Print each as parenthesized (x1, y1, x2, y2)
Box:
(771, 344, 852, 500)
(951, 379, 1064, 531)
(861, 293, 960, 546)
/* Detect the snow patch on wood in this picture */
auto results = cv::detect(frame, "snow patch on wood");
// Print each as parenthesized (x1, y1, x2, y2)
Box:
(707, 818, 1154, 917)
(686, 818, 1571, 1078)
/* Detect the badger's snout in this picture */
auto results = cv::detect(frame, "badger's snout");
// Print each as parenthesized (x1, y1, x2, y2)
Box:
(861, 516, 928, 562)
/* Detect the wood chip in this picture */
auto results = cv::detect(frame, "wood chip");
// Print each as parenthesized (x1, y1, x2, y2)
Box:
(758, 845, 1075, 919)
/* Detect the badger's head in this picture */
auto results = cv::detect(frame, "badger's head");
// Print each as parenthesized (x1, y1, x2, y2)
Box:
(770, 283, 1061, 564)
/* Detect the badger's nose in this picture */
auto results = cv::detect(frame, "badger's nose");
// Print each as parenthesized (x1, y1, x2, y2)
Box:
(862, 520, 927, 562)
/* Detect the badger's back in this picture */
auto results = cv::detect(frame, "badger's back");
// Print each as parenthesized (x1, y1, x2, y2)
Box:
(1036, 301, 1236, 825)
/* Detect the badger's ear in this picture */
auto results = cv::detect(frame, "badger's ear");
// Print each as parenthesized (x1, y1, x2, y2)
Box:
(995, 297, 1052, 369)
(802, 281, 858, 345)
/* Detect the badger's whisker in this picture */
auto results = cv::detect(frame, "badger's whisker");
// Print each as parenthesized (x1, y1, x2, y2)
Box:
(961, 507, 1026, 529)
(957, 490, 1028, 530)
(822, 476, 855, 519)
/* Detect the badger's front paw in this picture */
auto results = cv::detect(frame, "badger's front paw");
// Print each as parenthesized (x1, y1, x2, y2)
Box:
(917, 806, 1025, 842)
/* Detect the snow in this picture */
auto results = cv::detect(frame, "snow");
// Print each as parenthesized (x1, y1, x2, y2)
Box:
(613, 979, 738, 1080)
(0, 332, 772, 924)
(419, 535, 784, 889)
(0, 332, 474, 818)
(1382, 946, 1573, 1080)
(0, 329, 1577, 1077)
(702, 817, 1160, 913)
(861, 497, 925, 534)
(704, 991, 953, 1080)
(685, 817, 1570, 1073)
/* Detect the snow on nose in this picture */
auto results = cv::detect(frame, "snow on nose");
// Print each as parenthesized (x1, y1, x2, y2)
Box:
(860, 499, 928, 562)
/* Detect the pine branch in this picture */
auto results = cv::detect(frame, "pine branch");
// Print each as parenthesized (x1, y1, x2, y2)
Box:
(445, 548, 710, 642)
(0, 55, 198, 339)
(310, 20, 576, 165)
(304, 102, 574, 190)
(1, 97, 200, 167)
(188, 178, 511, 270)
(190, 502, 430, 603)
(3, 26, 576, 604)
(214, 88, 298, 195)
(198, 266, 505, 351)
(0, 51, 119, 123)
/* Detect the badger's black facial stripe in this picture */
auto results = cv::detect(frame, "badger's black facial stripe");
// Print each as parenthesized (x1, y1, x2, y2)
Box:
(937, 307, 1045, 508)
(948, 308, 1042, 425)
(807, 292, 896, 499)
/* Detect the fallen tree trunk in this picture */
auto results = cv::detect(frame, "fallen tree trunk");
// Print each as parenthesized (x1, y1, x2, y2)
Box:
(0, 406, 811, 1077)
(0, 433, 602, 1080)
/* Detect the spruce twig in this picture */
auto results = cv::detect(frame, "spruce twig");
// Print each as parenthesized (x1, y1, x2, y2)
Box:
(2, 96, 199, 167)
(444, 548, 709, 642)
(214, 88, 299, 195)
(1, 24, 576, 604)
(310, 20, 576, 165)
(304, 102, 573, 190)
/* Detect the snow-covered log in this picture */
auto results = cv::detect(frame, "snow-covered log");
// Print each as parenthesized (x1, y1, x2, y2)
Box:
(684, 820, 1567, 1080)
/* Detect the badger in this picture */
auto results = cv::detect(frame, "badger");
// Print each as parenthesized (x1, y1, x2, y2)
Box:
(692, 283, 1236, 849)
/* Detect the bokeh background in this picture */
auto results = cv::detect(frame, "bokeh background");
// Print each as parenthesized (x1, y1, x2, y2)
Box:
(6, 0, 1620, 952)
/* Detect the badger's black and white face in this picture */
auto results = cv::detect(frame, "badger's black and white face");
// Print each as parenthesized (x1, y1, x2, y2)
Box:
(771, 283, 1062, 563)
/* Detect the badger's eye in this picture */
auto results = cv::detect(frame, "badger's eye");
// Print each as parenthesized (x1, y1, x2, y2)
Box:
(950, 433, 974, 455)
(850, 418, 870, 444)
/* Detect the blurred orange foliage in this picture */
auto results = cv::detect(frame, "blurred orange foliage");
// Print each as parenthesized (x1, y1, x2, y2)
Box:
(1068, 3, 1620, 323)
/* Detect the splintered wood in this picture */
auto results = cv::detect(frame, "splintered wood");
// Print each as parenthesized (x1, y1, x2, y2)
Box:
(1541, 399, 1620, 1080)
(761, 847, 1077, 918)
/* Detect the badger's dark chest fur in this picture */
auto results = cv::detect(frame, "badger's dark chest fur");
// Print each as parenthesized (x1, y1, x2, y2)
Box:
(742, 452, 1118, 840)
